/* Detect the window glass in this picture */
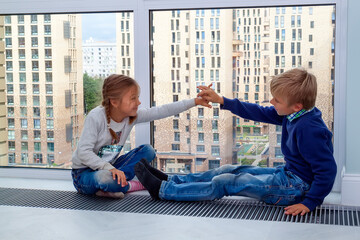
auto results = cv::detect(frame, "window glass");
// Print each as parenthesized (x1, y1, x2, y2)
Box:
(152, 6, 335, 172)
(1, 12, 133, 168)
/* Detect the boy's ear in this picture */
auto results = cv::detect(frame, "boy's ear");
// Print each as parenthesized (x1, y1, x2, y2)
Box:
(292, 103, 303, 112)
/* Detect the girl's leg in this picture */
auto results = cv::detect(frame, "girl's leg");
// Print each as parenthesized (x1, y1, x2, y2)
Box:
(71, 168, 129, 195)
(112, 144, 156, 181)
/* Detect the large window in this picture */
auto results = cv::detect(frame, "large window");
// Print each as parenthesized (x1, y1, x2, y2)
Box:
(152, 5, 336, 173)
(0, 1, 346, 194)
(1, 12, 134, 168)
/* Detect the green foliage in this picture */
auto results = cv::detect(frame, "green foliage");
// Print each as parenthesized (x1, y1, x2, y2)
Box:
(258, 159, 268, 167)
(83, 73, 103, 114)
(240, 158, 255, 166)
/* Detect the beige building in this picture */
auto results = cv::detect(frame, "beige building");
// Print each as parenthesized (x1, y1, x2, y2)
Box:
(151, 7, 335, 172)
(112, 7, 335, 173)
(3, 14, 84, 168)
(267, 6, 335, 167)
(115, 12, 135, 154)
(152, 10, 236, 173)
(0, 17, 7, 165)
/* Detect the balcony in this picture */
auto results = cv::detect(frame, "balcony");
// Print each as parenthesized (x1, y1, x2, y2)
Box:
(232, 39, 243, 45)
(232, 50, 243, 57)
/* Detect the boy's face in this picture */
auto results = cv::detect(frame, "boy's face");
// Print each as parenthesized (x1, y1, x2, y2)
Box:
(270, 95, 302, 116)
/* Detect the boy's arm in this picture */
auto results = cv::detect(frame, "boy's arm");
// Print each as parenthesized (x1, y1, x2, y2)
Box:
(297, 125, 337, 211)
(198, 85, 283, 125)
(221, 97, 284, 125)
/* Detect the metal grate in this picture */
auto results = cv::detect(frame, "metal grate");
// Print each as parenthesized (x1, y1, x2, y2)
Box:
(0, 187, 359, 226)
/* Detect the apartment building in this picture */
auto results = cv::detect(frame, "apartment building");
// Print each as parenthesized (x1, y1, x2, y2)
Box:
(152, 10, 236, 173)
(150, 7, 335, 172)
(3, 14, 84, 168)
(82, 37, 116, 78)
(115, 12, 135, 154)
(267, 6, 335, 167)
(0, 17, 6, 165)
(116, 12, 134, 78)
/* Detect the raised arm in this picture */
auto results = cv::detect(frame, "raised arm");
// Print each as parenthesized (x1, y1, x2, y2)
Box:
(198, 85, 283, 125)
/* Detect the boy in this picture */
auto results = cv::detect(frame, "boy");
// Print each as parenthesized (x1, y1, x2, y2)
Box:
(135, 68, 337, 216)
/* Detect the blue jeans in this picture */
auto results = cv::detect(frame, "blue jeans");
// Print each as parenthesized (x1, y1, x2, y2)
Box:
(72, 144, 156, 195)
(159, 165, 310, 206)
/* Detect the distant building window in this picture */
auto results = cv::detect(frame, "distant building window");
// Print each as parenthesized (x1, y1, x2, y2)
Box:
(171, 144, 180, 151)
(196, 145, 205, 152)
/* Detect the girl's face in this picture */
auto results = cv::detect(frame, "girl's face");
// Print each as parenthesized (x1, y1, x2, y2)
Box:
(111, 85, 141, 120)
(270, 95, 302, 116)
(120, 85, 141, 117)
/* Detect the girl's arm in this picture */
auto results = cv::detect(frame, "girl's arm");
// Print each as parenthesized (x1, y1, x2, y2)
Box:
(135, 98, 197, 124)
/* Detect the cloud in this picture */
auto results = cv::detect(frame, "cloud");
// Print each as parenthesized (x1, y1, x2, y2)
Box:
(82, 13, 116, 42)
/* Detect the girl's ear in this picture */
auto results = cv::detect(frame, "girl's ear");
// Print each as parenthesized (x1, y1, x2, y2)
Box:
(109, 98, 120, 108)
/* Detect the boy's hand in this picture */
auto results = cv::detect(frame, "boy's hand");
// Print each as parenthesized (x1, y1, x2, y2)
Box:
(197, 84, 224, 105)
(284, 203, 310, 216)
(109, 168, 128, 187)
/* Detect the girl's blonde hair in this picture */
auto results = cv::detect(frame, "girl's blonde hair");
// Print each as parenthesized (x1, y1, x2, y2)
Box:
(270, 68, 317, 110)
(102, 74, 139, 143)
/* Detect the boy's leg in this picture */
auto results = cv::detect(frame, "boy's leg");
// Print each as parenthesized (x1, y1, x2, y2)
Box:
(140, 158, 168, 181)
(160, 167, 307, 204)
(169, 165, 275, 184)
(112, 144, 156, 181)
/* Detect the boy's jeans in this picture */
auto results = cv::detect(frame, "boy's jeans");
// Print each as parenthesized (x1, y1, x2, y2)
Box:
(71, 144, 156, 195)
(160, 165, 310, 206)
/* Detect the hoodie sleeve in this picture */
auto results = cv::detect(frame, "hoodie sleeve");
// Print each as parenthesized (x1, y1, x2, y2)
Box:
(135, 99, 196, 124)
(221, 97, 284, 125)
(75, 113, 114, 171)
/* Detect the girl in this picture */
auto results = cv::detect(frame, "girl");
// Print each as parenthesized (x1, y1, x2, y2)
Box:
(71, 74, 210, 198)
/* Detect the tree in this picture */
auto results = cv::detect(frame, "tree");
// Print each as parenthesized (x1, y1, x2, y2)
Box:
(83, 73, 103, 114)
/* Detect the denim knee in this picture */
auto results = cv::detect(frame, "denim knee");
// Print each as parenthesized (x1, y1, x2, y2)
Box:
(95, 170, 113, 184)
(211, 173, 235, 197)
(139, 144, 156, 163)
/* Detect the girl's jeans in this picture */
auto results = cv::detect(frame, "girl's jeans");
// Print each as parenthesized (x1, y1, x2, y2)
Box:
(160, 165, 310, 206)
(71, 144, 156, 195)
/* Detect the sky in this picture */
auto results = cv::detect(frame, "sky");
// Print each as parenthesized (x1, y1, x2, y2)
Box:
(81, 13, 116, 43)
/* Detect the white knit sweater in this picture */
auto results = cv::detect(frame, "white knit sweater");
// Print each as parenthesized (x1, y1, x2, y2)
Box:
(71, 99, 195, 170)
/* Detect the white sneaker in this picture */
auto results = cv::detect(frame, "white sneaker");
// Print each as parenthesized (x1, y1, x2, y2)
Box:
(95, 190, 125, 199)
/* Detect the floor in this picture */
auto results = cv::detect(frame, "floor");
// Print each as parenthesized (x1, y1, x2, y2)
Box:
(0, 176, 359, 240)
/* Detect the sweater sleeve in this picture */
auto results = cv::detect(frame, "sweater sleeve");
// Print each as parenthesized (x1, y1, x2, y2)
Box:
(135, 99, 196, 123)
(75, 113, 114, 171)
(221, 97, 284, 125)
(297, 125, 337, 211)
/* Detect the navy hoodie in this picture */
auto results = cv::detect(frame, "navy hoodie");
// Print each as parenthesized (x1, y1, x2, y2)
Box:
(221, 97, 337, 211)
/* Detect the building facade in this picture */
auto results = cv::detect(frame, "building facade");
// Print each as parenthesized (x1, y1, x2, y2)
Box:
(82, 37, 116, 79)
(3, 14, 84, 168)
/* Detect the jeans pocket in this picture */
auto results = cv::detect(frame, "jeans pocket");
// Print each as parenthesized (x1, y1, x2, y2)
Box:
(262, 194, 296, 206)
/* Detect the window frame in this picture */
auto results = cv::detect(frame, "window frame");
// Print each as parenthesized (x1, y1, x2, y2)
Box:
(0, 0, 347, 194)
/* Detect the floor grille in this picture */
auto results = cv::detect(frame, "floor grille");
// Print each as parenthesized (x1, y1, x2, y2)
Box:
(1, 187, 359, 226)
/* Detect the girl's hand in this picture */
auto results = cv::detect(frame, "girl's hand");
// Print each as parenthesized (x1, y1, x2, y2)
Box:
(197, 84, 224, 105)
(109, 168, 128, 187)
(195, 97, 212, 108)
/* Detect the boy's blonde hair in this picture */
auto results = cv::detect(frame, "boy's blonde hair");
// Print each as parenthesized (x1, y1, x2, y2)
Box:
(102, 74, 139, 143)
(270, 68, 317, 110)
